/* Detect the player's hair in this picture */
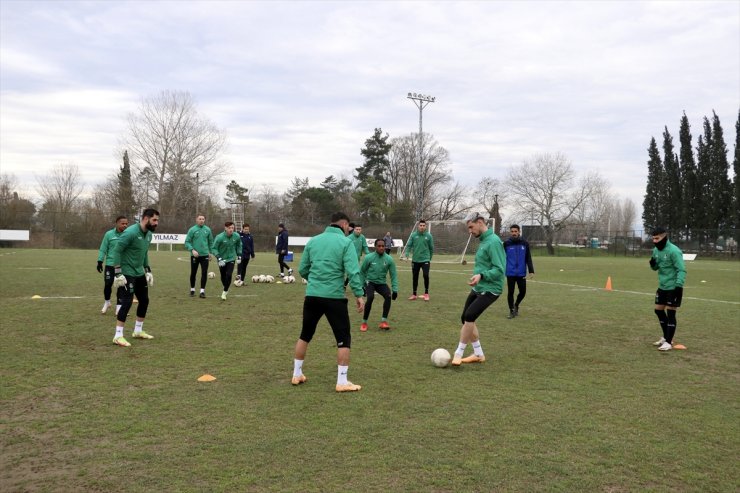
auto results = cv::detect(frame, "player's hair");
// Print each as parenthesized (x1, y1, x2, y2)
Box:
(115, 215, 127, 223)
(419, 219, 427, 224)
(354, 223, 362, 228)
(510, 224, 520, 231)
(142, 208, 159, 218)
(374, 238, 385, 247)
(242, 223, 250, 228)
(225, 221, 235, 227)
(331, 212, 351, 223)
(196, 213, 205, 218)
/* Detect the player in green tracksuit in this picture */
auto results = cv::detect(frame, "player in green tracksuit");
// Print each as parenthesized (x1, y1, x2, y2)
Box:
(344, 224, 370, 287)
(406, 220, 434, 300)
(649, 226, 686, 351)
(359, 238, 399, 331)
(292, 212, 366, 392)
(184, 214, 214, 298)
(212, 221, 242, 301)
(451, 213, 506, 366)
(96, 215, 128, 314)
(109, 208, 159, 347)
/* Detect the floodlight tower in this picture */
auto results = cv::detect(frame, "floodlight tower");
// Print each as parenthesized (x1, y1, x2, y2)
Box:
(407, 92, 435, 221)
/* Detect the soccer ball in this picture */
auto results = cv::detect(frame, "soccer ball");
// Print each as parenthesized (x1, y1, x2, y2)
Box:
(265, 275, 275, 283)
(208, 271, 216, 279)
(251, 275, 259, 283)
(258, 275, 266, 283)
(431, 348, 451, 368)
(284, 275, 295, 284)
(234, 279, 243, 287)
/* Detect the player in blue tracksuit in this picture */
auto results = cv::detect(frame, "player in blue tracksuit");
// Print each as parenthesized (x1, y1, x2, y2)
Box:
(276, 223, 292, 277)
(237, 223, 255, 283)
(503, 224, 534, 319)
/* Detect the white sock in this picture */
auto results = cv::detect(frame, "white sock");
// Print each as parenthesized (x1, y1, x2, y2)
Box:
(472, 340, 484, 357)
(293, 359, 304, 377)
(337, 365, 349, 385)
(103, 300, 111, 306)
(200, 288, 205, 293)
(115, 326, 123, 338)
(190, 288, 195, 293)
(134, 320, 144, 334)
(455, 342, 467, 357)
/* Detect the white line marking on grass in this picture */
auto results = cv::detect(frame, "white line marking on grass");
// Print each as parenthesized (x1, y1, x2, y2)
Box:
(18, 267, 51, 270)
(33, 296, 85, 299)
(533, 280, 740, 305)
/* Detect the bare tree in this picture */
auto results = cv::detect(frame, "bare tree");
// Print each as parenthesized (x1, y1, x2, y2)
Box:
(429, 181, 475, 220)
(507, 153, 604, 255)
(620, 198, 637, 234)
(123, 90, 228, 217)
(36, 163, 84, 214)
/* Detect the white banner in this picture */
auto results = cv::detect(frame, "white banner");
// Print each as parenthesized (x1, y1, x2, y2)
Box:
(0, 229, 30, 241)
(151, 233, 186, 244)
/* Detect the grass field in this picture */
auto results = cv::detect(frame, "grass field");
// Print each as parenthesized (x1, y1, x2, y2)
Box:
(1, 248, 738, 492)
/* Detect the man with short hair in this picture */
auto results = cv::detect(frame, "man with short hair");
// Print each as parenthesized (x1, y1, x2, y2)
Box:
(276, 223, 292, 278)
(649, 227, 686, 351)
(213, 221, 242, 301)
(383, 231, 394, 254)
(406, 219, 434, 301)
(359, 238, 399, 331)
(97, 216, 128, 314)
(292, 212, 366, 392)
(236, 223, 256, 284)
(184, 214, 214, 298)
(451, 213, 506, 366)
(344, 223, 369, 287)
(110, 209, 159, 347)
(504, 224, 535, 319)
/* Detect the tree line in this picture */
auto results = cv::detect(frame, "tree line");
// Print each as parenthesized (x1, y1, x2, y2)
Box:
(2, 90, 647, 255)
(642, 110, 739, 242)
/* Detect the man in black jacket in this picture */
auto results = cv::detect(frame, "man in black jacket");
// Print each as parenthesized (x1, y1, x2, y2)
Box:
(237, 223, 256, 283)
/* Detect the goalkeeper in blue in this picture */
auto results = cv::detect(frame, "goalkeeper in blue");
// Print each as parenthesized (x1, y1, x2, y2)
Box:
(109, 209, 159, 347)
(359, 238, 399, 331)
(96, 215, 128, 315)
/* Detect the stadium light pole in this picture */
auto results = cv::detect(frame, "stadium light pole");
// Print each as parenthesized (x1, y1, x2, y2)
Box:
(407, 92, 435, 221)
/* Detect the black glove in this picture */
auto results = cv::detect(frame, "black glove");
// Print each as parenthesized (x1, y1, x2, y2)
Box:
(649, 257, 657, 268)
(97, 261, 103, 273)
(392, 291, 398, 301)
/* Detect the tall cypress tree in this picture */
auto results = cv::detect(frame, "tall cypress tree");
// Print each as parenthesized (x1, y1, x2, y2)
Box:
(642, 137, 665, 233)
(695, 118, 713, 242)
(733, 109, 740, 230)
(114, 150, 135, 217)
(678, 112, 698, 238)
(662, 126, 681, 234)
(709, 111, 732, 236)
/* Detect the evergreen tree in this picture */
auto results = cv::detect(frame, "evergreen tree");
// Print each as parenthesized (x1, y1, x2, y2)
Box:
(662, 127, 681, 234)
(225, 180, 249, 205)
(709, 111, 732, 236)
(678, 113, 698, 238)
(356, 128, 392, 185)
(695, 118, 713, 241)
(113, 151, 135, 217)
(642, 137, 665, 232)
(733, 109, 740, 230)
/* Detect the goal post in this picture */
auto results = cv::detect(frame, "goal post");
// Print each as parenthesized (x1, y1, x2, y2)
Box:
(400, 219, 484, 264)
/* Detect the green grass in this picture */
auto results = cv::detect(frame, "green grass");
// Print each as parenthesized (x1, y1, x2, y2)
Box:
(1, 249, 738, 492)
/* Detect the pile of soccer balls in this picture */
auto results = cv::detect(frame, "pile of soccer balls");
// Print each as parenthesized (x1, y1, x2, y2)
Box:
(251, 274, 276, 283)
(283, 275, 296, 284)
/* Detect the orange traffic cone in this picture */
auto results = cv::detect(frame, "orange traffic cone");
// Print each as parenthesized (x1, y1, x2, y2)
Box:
(605, 276, 613, 291)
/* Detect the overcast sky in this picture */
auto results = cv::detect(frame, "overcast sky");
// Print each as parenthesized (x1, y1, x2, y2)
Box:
(1, 0, 738, 215)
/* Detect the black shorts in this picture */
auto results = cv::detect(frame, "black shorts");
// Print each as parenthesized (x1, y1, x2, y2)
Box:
(300, 296, 351, 348)
(461, 290, 499, 323)
(655, 288, 682, 308)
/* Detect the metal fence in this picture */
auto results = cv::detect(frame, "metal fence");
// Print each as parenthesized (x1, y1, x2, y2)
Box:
(1, 210, 737, 260)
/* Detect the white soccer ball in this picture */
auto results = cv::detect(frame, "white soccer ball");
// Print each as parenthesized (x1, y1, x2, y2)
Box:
(234, 279, 243, 287)
(208, 271, 216, 279)
(265, 275, 275, 283)
(252, 275, 259, 283)
(258, 275, 266, 283)
(431, 348, 452, 368)
(302, 278, 307, 284)
(284, 275, 295, 284)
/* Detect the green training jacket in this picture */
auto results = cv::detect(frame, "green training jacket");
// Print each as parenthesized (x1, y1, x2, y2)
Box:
(97, 228, 125, 266)
(184, 224, 214, 256)
(350, 232, 370, 259)
(407, 230, 434, 262)
(112, 223, 152, 278)
(651, 239, 686, 290)
(212, 231, 241, 262)
(472, 228, 506, 295)
(299, 225, 364, 299)
(360, 251, 399, 292)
